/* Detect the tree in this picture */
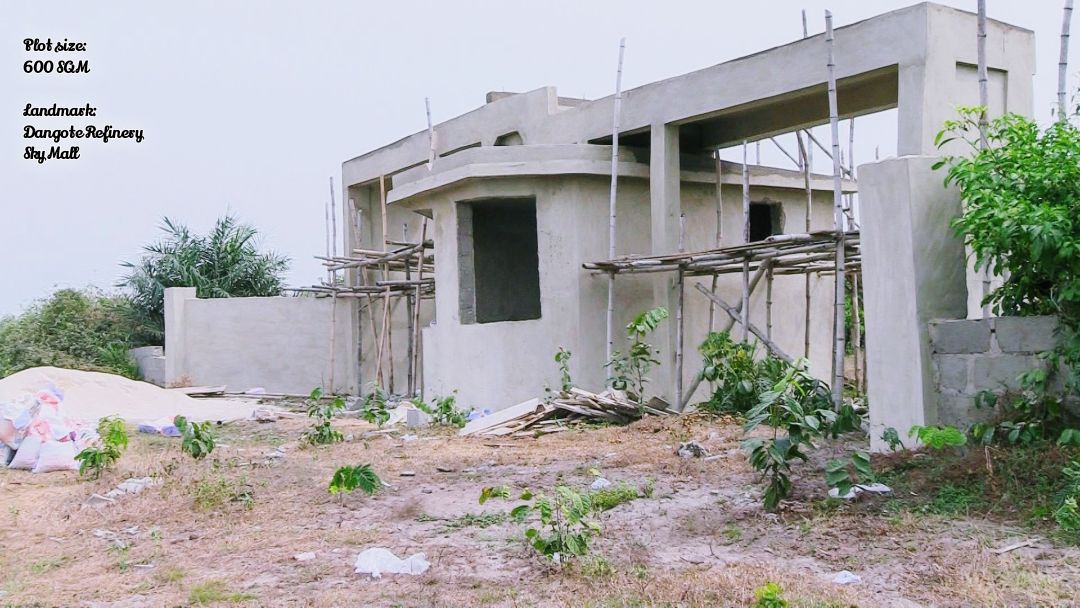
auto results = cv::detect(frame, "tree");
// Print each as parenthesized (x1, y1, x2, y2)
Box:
(935, 107, 1080, 321)
(119, 215, 289, 337)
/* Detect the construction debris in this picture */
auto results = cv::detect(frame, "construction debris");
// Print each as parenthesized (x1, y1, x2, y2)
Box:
(353, 547, 430, 578)
(459, 388, 672, 438)
(676, 441, 709, 458)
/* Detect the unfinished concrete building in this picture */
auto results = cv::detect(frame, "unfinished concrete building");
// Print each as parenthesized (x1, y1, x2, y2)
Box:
(317, 2, 1035, 448)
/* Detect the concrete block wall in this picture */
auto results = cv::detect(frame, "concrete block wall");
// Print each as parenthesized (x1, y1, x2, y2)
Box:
(128, 346, 165, 386)
(163, 287, 358, 395)
(929, 316, 1061, 428)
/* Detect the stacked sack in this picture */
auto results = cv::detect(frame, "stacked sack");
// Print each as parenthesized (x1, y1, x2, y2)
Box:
(0, 384, 97, 473)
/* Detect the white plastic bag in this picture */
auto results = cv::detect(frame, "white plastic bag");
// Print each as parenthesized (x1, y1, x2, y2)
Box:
(353, 547, 430, 578)
(8, 435, 42, 470)
(33, 440, 78, 473)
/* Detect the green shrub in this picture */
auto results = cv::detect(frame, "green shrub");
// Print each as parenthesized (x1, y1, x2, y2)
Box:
(0, 288, 154, 378)
(751, 582, 789, 608)
(909, 425, 967, 450)
(697, 331, 789, 415)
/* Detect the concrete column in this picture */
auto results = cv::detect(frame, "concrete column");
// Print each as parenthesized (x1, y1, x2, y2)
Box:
(163, 287, 197, 387)
(649, 123, 681, 400)
(859, 156, 968, 451)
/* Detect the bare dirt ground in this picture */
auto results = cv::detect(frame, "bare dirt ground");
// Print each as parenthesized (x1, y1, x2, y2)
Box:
(2, 413, 1078, 607)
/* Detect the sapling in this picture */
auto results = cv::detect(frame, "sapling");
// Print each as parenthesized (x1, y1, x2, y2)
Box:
(480, 484, 601, 564)
(606, 307, 668, 405)
(174, 415, 215, 460)
(328, 464, 380, 505)
(303, 387, 345, 445)
(75, 415, 129, 479)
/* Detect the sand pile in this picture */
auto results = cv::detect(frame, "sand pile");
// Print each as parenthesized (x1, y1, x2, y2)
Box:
(0, 367, 254, 424)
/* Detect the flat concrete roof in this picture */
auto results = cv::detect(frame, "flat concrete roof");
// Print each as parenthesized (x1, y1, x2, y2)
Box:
(343, 2, 1034, 192)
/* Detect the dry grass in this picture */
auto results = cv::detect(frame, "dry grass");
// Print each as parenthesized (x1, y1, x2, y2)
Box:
(1, 414, 1077, 607)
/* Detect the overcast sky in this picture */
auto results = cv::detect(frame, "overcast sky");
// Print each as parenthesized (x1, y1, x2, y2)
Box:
(0, 0, 1073, 316)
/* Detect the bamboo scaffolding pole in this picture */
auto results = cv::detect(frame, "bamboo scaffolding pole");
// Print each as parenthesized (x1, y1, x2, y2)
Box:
(826, 10, 847, 408)
(379, 176, 388, 252)
(426, 97, 436, 168)
(708, 154, 723, 331)
(404, 226, 414, 396)
(741, 141, 751, 343)
(805, 130, 854, 178)
(675, 213, 686, 410)
(324, 193, 331, 284)
(1062, 0, 1075, 121)
(852, 274, 864, 394)
(606, 37, 626, 367)
(330, 177, 338, 266)
(412, 220, 428, 398)
(695, 284, 794, 364)
(798, 132, 813, 359)
(802, 9, 809, 37)
(769, 136, 801, 169)
(766, 265, 774, 341)
(977, 0, 991, 317)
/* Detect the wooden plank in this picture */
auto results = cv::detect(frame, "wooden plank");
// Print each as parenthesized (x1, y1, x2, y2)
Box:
(459, 398, 544, 436)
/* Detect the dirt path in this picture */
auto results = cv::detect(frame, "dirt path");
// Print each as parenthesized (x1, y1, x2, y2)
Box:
(1, 415, 1076, 607)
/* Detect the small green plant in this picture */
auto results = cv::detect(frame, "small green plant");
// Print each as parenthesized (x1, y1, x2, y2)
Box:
(555, 347, 573, 392)
(578, 555, 614, 578)
(588, 482, 639, 512)
(825, 450, 875, 498)
(359, 383, 391, 427)
(188, 579, 254, 605)
(174, 415, 215, 460)
(742, 360, 837, 511)
(328, 464, 380, 504)
(75, 415, 129, 479)
(414, 392, 466, 428)
(881, 426, 903, 451)
(436, 511, 508, 531)
(480, 484, 601, 564)
(1054, 458, 1080, 537)
(751, 582, 789, 608)
(607, 307, 668, 405)
(908, 425, 967, 450)
(193, 473, 254, 510)
(303, 387, 345, 445)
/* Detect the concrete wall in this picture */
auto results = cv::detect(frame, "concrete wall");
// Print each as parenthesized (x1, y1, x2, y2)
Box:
(860, 156, 969, 451)
(930, 316, 1064, 428)
(129, 346, 165, 387)
(164, 287, 358, 394)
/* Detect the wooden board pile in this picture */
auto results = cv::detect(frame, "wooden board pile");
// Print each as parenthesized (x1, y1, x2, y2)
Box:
(459, 388, 672, 438)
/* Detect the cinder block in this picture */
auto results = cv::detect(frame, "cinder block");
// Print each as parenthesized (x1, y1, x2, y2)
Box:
(994, 316, 1060, 353)
(971, 354, 1042, 392)
(934, 355, 969, 392)
(928, 319, 991, 354)
(937, 394, 996, 429)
